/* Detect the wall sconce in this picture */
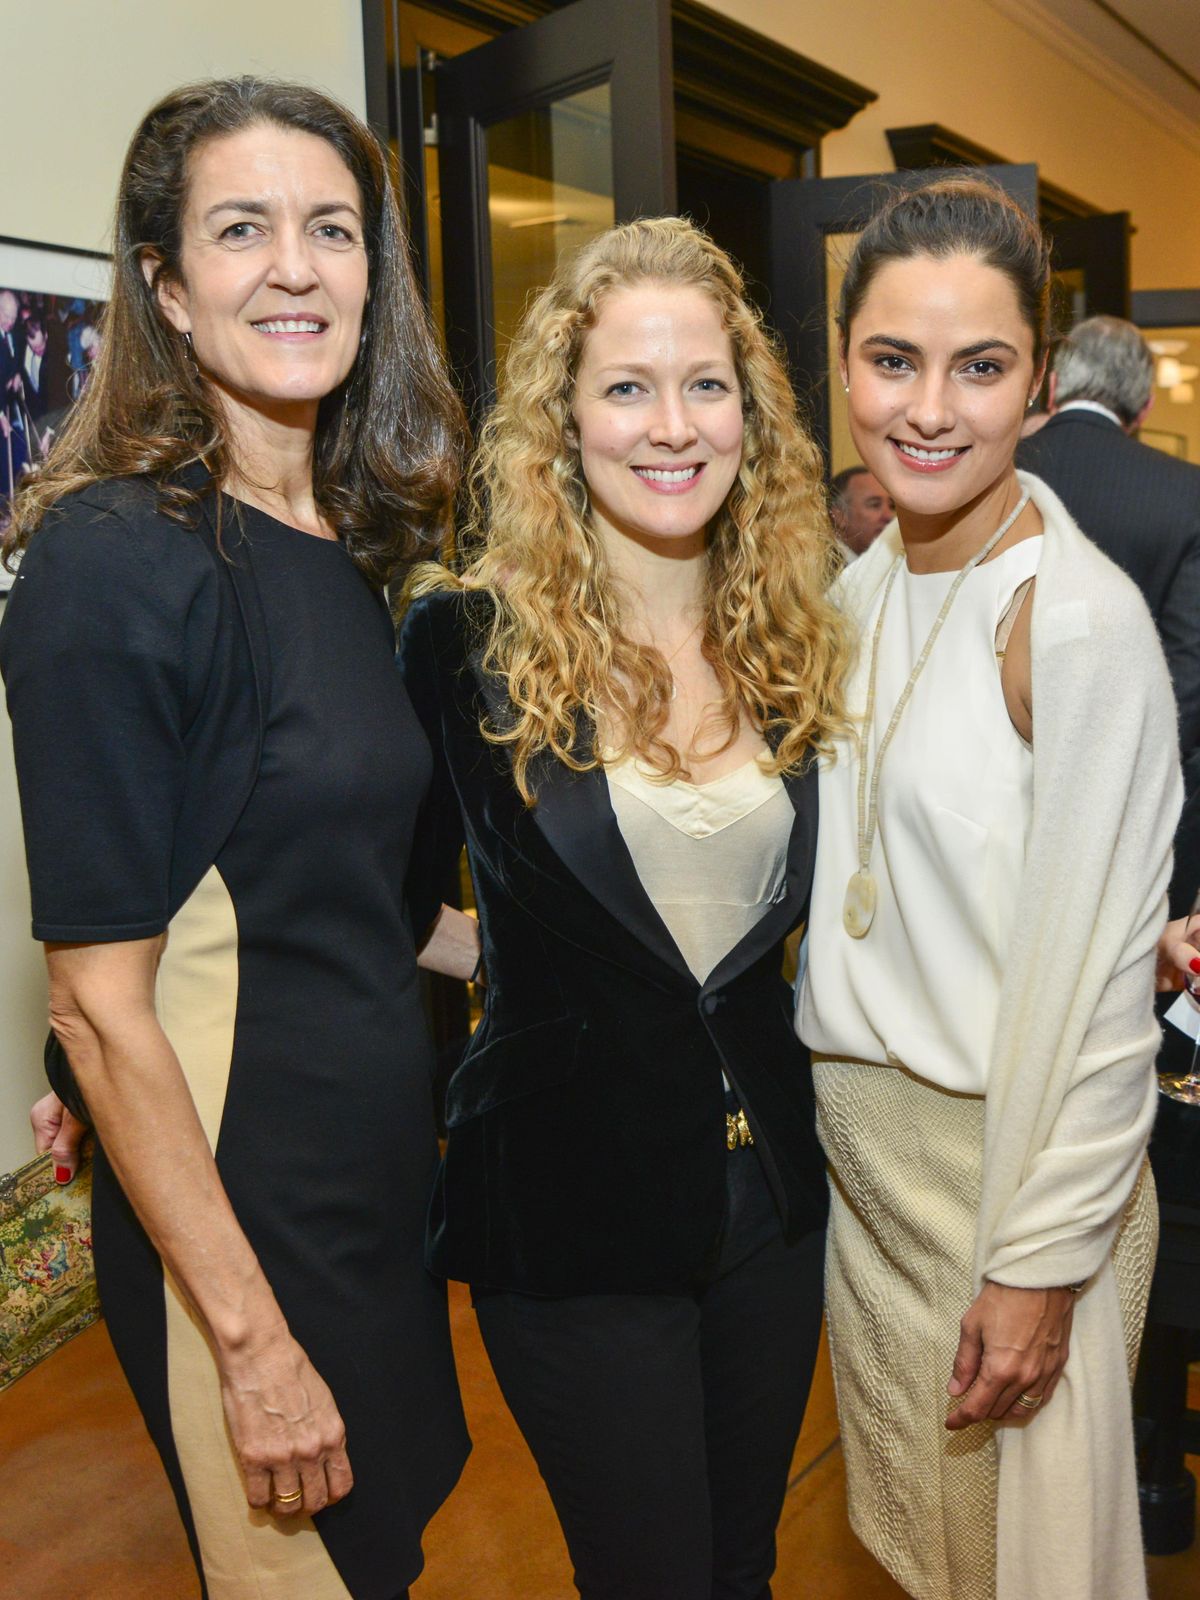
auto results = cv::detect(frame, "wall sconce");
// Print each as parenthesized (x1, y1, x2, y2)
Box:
(1150, 340, 1190, 391)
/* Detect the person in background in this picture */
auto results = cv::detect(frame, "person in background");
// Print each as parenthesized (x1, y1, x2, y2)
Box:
(1017, 314, 1200, 769)
(20, 316, 49, 422)
(3, 77, 472, 1600)
(829, 462, 894, 558)
(0, 290, 28, 497)
(40, 297, 77, 415)
(398, 215, 849, 1600)
(799, 177, 1178, 1600)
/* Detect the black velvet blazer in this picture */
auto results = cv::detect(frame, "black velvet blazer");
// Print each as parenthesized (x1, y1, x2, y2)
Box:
(398, 588, 827, 1296)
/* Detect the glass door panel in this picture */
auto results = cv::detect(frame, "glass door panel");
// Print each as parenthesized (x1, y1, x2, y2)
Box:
(824, 230, 860, 477)
(486, 83, 616, 376)
(1141, 326, 1200, 464)
(1049, 265, 1088, 338)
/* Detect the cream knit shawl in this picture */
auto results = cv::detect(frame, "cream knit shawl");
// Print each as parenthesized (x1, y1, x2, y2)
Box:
(834, 470, 1181, 1600)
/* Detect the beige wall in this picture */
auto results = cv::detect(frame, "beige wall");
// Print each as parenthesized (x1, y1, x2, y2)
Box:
(1, 0, 366, 254)
(0, 695, 52, 1176)
(710, 0, 1200, 292)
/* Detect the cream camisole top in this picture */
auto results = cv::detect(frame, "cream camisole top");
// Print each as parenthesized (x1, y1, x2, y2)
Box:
(606, 754, 792, 983)
(798, 536, 1043, 1094)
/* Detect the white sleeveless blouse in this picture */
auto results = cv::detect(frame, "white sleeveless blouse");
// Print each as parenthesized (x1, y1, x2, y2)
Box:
(798, 536, 1043, 1093)
(605, 754, 792, 983)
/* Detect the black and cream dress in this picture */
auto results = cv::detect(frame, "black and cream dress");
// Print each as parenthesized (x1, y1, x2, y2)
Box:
(1, 483, 468, 1600)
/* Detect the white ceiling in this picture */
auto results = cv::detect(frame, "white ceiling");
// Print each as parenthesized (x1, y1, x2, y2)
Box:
(1107, 0, 1200, 86)
(996, 0, 1200, 131)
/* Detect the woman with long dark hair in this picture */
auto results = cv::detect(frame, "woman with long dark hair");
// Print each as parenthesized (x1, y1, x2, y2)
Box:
(3, 78, 471, 1600)
(799, 176, 1179, 1600)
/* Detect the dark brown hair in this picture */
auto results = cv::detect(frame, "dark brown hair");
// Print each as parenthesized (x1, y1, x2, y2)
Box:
(6, 77, 465, 585)
(836, 174, 1051, 364)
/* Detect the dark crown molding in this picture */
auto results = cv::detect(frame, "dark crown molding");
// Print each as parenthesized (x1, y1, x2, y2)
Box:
(671, 2, 875, 150)
(886, 123, 1099, 224)
(398, 0, 875, 158)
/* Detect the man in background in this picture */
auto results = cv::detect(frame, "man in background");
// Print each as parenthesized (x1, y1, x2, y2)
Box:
(0, 290, 29, 499)
(1018, 315, 1200, 767)
(21, 318, 48, 421)
(829, 464, 894, 559)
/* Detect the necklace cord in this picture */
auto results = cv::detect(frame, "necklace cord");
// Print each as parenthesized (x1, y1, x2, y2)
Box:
(855, 489, 1032, 872)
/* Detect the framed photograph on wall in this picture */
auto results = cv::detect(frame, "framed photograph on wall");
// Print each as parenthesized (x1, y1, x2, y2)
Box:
(0, 236, 111, 589)
(1139, 427, 1188, 461)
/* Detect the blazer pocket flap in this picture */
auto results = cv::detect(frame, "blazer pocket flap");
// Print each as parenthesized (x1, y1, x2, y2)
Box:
(445, 1013, 584, 1126)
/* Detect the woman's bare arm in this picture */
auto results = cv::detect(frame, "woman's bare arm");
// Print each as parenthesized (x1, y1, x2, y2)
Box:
(46, 937, 352, 1517)
(416, 903, 482, 982)
(999, 581, 1035, 744)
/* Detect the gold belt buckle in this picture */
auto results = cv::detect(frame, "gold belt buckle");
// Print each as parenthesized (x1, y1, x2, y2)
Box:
(725, 1108, 754, 1150)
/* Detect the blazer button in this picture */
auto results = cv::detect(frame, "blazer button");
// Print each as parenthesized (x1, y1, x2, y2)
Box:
(702, 994, 723, 1015)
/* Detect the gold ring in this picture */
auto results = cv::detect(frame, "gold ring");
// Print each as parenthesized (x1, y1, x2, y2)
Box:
(1015, 1392, 1043, 1409)
(274, 1487, 303, 1505)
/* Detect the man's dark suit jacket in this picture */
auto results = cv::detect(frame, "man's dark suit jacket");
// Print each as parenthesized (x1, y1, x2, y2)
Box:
(19, 350, 48, 424)
(397, 587, 827, 1296)
(1018, 408, 1200, 762)
(0, 324, 24, 393)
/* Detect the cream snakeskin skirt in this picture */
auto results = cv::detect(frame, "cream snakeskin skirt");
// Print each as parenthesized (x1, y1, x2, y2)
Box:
(812, 1057, 1157, 1600)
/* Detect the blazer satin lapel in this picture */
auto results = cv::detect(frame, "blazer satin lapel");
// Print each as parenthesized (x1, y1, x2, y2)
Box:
(471, 648, 694, 984)
(703, 756, 818, 993)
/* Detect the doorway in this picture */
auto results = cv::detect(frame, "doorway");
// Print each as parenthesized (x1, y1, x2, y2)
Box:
(362, 0, 876, 418)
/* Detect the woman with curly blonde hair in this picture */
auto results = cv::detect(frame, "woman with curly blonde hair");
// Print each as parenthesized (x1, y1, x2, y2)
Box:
(399, 215, 850, 1600)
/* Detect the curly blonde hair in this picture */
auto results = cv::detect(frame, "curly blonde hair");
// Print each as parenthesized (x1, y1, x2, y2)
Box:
(409, 216, 850, 801)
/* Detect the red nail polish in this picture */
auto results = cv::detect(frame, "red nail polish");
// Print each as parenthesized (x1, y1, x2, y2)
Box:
(54, 1165, 71, 1184)
(1190, 958, 1200, 974)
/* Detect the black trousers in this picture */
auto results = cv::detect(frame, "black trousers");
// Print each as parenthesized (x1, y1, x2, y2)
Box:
(473, 1134, 826, 1600)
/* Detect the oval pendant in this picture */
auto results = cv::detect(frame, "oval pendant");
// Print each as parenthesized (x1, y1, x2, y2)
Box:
(843, 869, 877, 939)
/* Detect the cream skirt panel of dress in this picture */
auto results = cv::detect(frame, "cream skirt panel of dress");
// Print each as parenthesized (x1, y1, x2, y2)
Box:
(813, 1057, 1157, 1600)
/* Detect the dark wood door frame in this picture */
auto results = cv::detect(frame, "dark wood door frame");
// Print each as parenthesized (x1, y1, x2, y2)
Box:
(1132, 289, 1200, 328)
(1048, 212, 1132, 322)
(434, 0, 675, 419)
(885, 123, 1097, 225)
(363, 0, 876, 183)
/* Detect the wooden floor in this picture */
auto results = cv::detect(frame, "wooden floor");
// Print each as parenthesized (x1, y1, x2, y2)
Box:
(1, 1288, 1197, 1599)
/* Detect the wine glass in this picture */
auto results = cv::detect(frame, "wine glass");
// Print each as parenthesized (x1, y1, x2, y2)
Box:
(1159, 973, 1200, 1105)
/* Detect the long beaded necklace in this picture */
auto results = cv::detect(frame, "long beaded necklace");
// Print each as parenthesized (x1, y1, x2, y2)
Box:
(843, 489, 1031, 939)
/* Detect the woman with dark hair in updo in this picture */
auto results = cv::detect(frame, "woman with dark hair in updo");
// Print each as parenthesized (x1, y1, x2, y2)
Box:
(2, 78, 472, 1600)
(798, 176, 1178, 1600)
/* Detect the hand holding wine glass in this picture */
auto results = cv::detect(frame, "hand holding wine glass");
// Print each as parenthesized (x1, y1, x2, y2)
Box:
(1158, 910, 1200, 1104)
